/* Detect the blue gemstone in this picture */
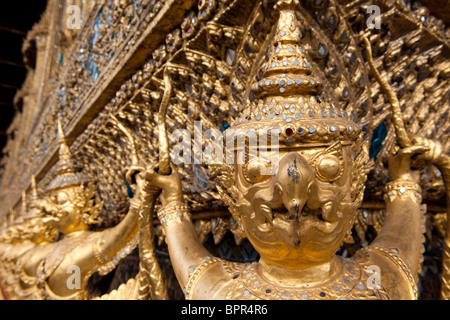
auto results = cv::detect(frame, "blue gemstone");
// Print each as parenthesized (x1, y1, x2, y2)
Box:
(369, 122, 387, 160)
(220, 121, 230, 132)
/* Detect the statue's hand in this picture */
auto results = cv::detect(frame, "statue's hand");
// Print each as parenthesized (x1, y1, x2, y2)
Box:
(410, 136, 445, 169)
(142, 164, 183, 206)
(388, 141, 430, 182)
(126, 165, 146, 186)
(125, 164, 147, 201)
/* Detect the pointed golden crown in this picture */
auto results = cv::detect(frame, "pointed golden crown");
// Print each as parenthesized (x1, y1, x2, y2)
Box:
(45, 121, 87, 191)
(227, 0, 360, 147)
(29, 175, 39, 209)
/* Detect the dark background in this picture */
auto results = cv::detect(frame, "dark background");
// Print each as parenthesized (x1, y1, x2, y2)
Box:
(0, 1, 48, 156)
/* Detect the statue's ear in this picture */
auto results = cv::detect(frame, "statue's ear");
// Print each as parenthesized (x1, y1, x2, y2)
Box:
(209, 163, 238, 201)
(209, 162, 242, 218)
(230, 215, 247, 241)
(83, 200, 103, 225)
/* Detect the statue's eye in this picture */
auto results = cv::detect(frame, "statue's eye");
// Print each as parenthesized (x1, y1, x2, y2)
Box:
(243, 158, 272, 184)
(311, 142, 344, 182)
(56, 192, 69, 205)
(316, 155, 342, 181)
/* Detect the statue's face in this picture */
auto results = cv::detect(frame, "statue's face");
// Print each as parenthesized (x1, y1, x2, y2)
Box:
(233, 142, 357, 269)
(46, 186, 87, 234)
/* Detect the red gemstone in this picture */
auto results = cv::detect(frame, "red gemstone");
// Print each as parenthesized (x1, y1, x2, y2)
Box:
(285, 128, 294, 136)
(253, 22, 263, 34)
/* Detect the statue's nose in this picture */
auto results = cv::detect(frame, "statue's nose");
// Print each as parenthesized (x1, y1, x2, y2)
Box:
(275, 153, 317, 216)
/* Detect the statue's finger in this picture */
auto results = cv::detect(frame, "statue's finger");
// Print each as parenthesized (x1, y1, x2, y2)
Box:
(398, 145, 430, 157)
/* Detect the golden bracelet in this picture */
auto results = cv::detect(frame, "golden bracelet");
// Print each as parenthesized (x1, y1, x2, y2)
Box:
(157, 201, 191, 228)
(93, 232, 139, 275)
(383, 180, 422, 203)
(129, 197, 141, 210)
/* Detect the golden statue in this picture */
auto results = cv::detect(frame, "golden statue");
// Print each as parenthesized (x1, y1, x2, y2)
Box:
(133, 0, 449, 300)
(0, 121, 149, 300)
(0, 177, 58, 245)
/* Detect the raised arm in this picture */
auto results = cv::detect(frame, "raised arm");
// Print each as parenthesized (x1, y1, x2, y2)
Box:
(140, 165, 213, 291)
(371, 140, 440, 282)
(91, 168, 145, 274)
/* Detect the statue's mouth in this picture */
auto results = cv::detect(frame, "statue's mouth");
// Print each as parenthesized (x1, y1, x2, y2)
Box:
(256, 201, 339, 240)
(269, 204, 325, 222)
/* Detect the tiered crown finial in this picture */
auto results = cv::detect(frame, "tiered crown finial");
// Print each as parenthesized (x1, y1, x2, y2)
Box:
(227, 0, 359, 147)
(54, 120, 80, 175)
(29, 175, 39, 209)
(21, 191, 27, 215)
(254, 0, 321, 98)
(45, 121, 87, 191)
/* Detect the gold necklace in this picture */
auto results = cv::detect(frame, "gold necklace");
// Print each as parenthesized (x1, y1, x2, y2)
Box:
(225, 256, 386, 300)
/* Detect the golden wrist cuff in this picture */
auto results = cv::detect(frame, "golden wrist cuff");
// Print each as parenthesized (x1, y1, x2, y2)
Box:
(157, 201, 191, 227)
(129, 197, 141, 210)
(384, 180, 422, 202)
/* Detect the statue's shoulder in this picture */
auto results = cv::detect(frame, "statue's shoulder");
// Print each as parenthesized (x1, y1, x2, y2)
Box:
(352, 245, 418, 300)
(185, 257, 249, 300)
